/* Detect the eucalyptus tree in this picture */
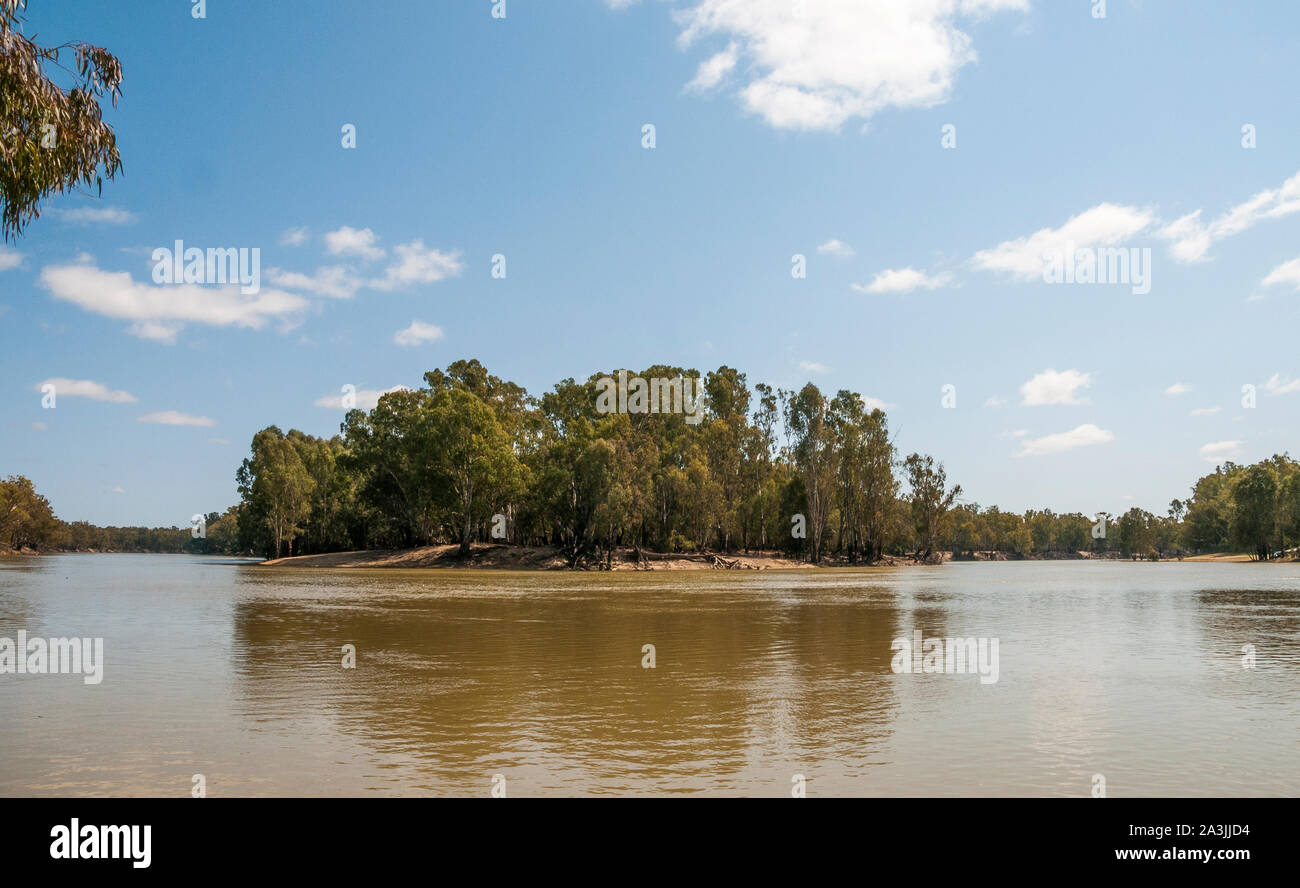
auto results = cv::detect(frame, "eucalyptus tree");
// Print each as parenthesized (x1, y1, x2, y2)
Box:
(702, 366, 750, 550)
(340, 388, 439, 547)
(785, 383, 837, 563)
(0, 474, 56, 549)
(1231, 463, 1278, 560)
(904, 453, 961, 563)
(1, 0, 123, 239)
(427, 386, 524, 556)
(236, 427, 316, 559)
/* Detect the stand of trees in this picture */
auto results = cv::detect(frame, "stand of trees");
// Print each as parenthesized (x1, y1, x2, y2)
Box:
(6, 361, 1299, 566)
(0, 474, 56, 550)
(0, 475, 239, 554)
(944, 454, 1300, 561)
(229, 361, 948, 565)
(947, 505, 1171, 559)
(1178, 456, 1300, 560)
(225, 359, 1300, 565)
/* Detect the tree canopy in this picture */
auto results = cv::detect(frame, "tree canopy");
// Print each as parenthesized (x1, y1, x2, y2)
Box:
(8, 361, 1298, 566)
(0, 0, 122, 239)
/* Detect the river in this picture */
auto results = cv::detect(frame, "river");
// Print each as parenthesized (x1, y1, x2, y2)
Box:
(1, 555, 1296, 796)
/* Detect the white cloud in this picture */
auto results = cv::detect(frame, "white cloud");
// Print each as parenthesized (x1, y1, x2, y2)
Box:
(324, 226, 385, 261)
(266, 266, 362, 300)
(1262, 256, 1300, 290)
(667, 0, 1028, 131)
(687, 42, 739, 92)
(960, 0, 1031, 12)
(393, 320, 444, 347)
(1159, 170, 1300, 263)
(280, 227, 309, 247)
(860, 395, 890, 411)
(1001, 428, 1028, 438)
(56, 206, 135, 225)
(129, 321, 183, 344)
(1199, 440, 1243, 462)
(1164, 383, 1191, 395)
(854, 266, 951, 294)
(1020, 368, 1092, 406)
(314, 385, 413, 411)
(370, 242, 463, 291)
(1189, 406, 1221, 416)
(1016, 423, 1114, 457)
(38, 263, 309, 342)
(816, 238, 855, 258)
(984, 396, 1007, 407)
(972, 204, 1155, 279)
(34, 378, 137, 403)
(799, 360, 830, 374)
(1158, 211, 1211, 264)
(274, 229, 461, 295)
(0, 246, 21, 271)
(1264, 373, 1300, 395)
(138, 411, 216, 428)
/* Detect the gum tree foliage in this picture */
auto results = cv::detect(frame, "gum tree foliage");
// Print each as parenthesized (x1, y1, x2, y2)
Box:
(1, 475, 237, 554)
(428, 387, 526, 556)
(1230, 463, 1278, 561)
(222, 362, 1300, 566)
(340, 388, 443, 548)
(0, 0, 122, 239)
(1183, 464, 1237, 553)
(828, 392, 898, 563)
(236, 427, 316, 560)
(337, 362, 526, 554)
(1179, 454, 1300, 559)
(16, 362, 1300, 565)
(1115, 507, 1157, 558)
(0, 474, 55, 549)
(903, 453, 961, 564)
(425, 360, 530, 553)
(783, 383, 838, 563)
(742, 382, 781, 549)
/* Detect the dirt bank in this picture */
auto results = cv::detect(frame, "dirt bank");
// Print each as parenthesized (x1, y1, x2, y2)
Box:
(261, 543, 829, 571)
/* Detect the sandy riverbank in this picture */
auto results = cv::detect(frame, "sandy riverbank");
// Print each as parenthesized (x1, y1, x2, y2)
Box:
(256, 543, 910, 570)
(1180, 552, 1299, 563)
(255, 546, 1300, 569)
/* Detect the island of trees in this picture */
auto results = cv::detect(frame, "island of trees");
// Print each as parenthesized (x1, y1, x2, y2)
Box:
(5, 359, 1299, 567)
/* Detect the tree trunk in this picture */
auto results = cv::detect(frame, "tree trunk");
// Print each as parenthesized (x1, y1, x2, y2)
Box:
(459, 515, 472, 556)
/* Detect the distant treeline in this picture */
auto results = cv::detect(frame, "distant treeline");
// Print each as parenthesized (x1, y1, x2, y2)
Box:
(6, 360, 1297, 565)
(0, 475, 235, 554)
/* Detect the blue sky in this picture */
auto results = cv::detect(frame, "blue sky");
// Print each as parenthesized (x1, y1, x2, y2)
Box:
(3, 0, 1300, 527)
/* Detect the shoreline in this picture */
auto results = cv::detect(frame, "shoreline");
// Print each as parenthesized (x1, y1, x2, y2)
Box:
(258, 544, 818, 571)
(6, 545, 1296, 567)
(256, 543, 955, 571)
(253, 544, 1298, 570)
